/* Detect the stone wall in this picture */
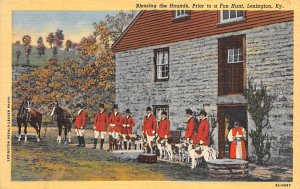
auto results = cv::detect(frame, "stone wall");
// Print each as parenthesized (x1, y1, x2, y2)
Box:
(115, 21, 293, 166)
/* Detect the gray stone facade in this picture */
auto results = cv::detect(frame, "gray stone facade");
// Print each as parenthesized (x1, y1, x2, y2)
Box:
(115, 21, 293, 165)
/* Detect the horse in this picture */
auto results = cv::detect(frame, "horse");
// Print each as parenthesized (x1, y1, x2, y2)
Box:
(17, 99, 42, 142)
(50, 102, 72, 144)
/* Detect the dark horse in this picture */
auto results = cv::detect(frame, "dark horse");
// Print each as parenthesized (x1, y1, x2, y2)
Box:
(50, 102, 72, 144)
(17, 99, 42, 142)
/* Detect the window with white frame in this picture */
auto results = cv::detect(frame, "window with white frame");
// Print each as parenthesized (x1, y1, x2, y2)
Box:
(153, 105, 169, 125)
(154, 48, 169, 81)
(220, 10, 244, 23)
(228, 48, 243, 63)
(174, 10, 189, 19)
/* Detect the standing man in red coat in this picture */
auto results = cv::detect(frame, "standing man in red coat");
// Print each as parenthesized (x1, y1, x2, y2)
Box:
(92, 103, 109, 150)
(196, 110, 210, 146)
(184, 109, 195, 143)
(142, 107, 157, 151)
(109, 104, 123, 151)
(122, 109, 135, 150)
(156, 111, 170, 140)
(74, 103, 87, 147)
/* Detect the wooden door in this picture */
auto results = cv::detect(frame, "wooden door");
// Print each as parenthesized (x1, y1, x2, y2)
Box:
(218, 35, 245, 95)
(218, 105, 248, 159)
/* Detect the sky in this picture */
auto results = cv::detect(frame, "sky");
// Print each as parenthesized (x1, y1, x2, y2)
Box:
(13, 11, 119, 46)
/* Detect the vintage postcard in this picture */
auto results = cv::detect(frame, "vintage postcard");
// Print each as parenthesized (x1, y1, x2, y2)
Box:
(0, 0, 299, 188)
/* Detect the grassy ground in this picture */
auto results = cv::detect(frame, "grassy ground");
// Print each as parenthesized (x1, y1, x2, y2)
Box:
(12, 127, 288, 181)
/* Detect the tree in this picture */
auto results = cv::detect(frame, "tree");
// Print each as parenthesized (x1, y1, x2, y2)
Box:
(15, 40, 21, 45)
(37, 36, 46, 58)
(52, 46, 58, 58)
(46, 32, 55, 48)
(101, 10, 137, 42)
(54, 29, 64, 47)
(16, 50, 21, 64)
(65, 40, 73, 51)
(246, 79, 275, 165)
(22, 35, 32, 65)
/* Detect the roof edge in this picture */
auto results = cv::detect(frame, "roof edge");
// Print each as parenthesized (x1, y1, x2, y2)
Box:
(112, 11, 145, 52)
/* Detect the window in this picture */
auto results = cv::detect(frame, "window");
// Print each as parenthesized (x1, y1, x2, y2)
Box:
(228, 48, 243, 63)
(154, 48, 169, 81)
(174, 10, 189, 19)
(220, 10, 244, 23)
(153, 105, 169, 125)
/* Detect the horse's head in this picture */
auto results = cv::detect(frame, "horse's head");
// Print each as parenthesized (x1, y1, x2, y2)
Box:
(50, 101, 62, 118)
(18, 100, 30, 120)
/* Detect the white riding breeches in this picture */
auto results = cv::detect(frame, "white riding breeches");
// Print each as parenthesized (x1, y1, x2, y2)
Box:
(75, 128, 85, 136)
(94, 131, 106, 139)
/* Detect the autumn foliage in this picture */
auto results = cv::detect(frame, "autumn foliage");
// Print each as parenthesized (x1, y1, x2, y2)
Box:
(13, 11, 137, 126)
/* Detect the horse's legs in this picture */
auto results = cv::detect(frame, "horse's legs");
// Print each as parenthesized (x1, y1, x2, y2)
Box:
(57, 125, 62, 144)
(24, 122, 28, 143)
(30, 122, 40, 142)
(17, 121, 22, 141)
(68, 123, 71, 143)
(37, 121, 42, 142)
(64, 126, 68, 144)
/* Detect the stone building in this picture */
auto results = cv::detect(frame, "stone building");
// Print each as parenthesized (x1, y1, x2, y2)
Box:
(112, 10, 293, 165)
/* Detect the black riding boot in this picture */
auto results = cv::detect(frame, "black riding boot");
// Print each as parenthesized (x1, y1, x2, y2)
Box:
(76, 136, 81, 147)
(109, 143, 112, 151)
(124, 141, 127, 150)
(81, 136, 85, 147)
(91, 138, 97, 149)
(129, 143, 131, 150)
(100, 139, 104, 150)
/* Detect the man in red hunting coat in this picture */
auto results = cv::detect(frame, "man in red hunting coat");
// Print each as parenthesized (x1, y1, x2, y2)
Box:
(74, 103, 86, 147)
(196, 110, 210, 146)
(156, 111, 170, 140)
(228, 121, 247, 160)
(109, 104, 123, 150)
(122, 109, 135, 150)
(142, 107, 157, 151)
(92, 103, 109, 150)
(184, 109, 195, 143)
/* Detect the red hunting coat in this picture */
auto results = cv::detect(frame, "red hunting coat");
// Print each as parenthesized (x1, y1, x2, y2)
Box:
(156, 118, 170, 139)
(94, 111, 109, 132)
(196, 118, 210, 146)
(184, 117, 195, 140)
(74, 110, 86, 129)
(143, 114, 157, 136)
(109, 112, 123, 133)
(122, 116, 135, 135)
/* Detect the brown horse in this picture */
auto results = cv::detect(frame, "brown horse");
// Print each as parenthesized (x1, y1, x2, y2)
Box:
(17, 99, 43, 142)
(50, 101, 72, 144)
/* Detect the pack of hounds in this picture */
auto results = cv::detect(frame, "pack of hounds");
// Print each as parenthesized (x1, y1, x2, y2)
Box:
(110, 133, 218, 169)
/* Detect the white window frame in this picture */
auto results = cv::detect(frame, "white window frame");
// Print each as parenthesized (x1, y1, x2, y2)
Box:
(227, 48, 243, 63)
(220, 10, 244, 24)
(155, 49, 169, 80)
(174, 10, 189, 19)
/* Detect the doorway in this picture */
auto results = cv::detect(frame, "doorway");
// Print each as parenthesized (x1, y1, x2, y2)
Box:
(217, 105, 248, 159)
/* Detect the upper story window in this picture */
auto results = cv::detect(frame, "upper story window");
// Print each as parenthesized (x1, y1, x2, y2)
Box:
(220, 10, 244, 24)
(174, 10, 189, 19)
(154, 48, 169, 81)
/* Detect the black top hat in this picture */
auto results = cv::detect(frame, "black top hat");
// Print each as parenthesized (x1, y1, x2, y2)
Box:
(185, 109, 193, 115)
(199, 110, 207, 117)
(113, 104, 119, 109)
(161, 111, 167, 116)
(146, 107, 152, 111)
(99, 103, 104, 108)
(76, 103, 82, 108)
(234, 121, 240, 126)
